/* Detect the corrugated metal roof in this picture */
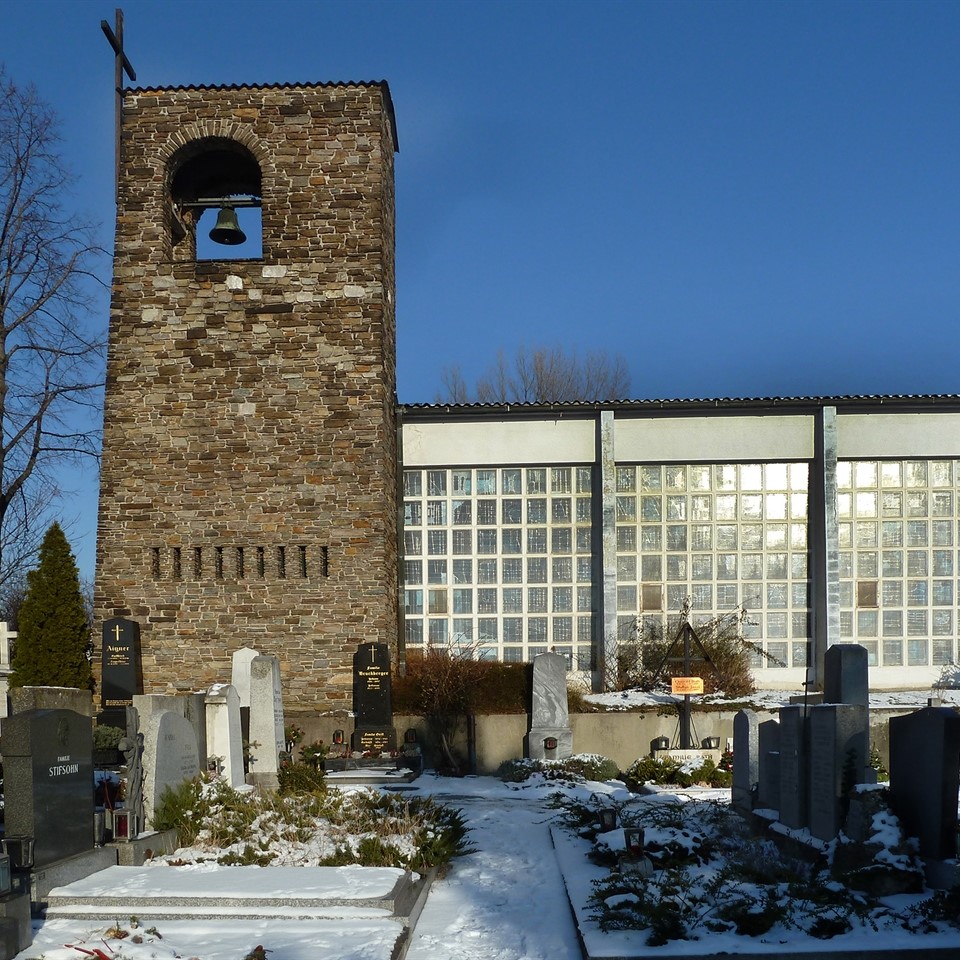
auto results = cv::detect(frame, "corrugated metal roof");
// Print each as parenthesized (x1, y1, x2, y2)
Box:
(398, 394, 960, 414)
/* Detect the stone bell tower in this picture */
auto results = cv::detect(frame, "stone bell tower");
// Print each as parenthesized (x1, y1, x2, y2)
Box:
(94, 81, 398, 709)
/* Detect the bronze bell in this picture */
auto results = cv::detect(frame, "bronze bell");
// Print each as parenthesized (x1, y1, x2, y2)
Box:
(209, 206, 246, 245)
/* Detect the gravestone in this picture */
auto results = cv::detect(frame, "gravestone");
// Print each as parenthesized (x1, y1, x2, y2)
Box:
(889, 706, 960, 860)
(778, 705, 809, 830)
(143, 710, 200, 828)
(756, 718, 781, 813)
(183, 691, 208, 765)
(100, 618, 143, 727)
(119, 705, 144, 833)
(808, 702, 869, 842)
(527, 651, 573, 761)
(0, 709, 93, 867)
(230, 647, 259, 751)
(231, 647, 260, 708)
(11, 686, 93, 717)
(732, 709, 759, 815)
(0, 621, 15, 721)
(351, 642, 396, 753)
(247, 655, 285, 786)
(206, 683, 245, 786)
(824, 642, 869, 708)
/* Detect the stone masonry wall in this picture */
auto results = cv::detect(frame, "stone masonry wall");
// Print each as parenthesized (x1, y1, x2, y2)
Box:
(94, 83, 398, 709)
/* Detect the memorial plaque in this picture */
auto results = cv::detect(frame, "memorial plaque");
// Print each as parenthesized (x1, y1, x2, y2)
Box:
(0, 709, 94, 867)
(101, 618, 143, 725)
(351, 643, 396, 752)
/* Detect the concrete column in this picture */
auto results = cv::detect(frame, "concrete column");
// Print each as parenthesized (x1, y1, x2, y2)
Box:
(810, 406, 841, 688)
(599, 410, 618, 691)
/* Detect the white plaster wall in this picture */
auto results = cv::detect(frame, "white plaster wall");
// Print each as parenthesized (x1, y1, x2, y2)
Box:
(402, 419, 596, 466)
(837, 412, 960, 458)
(613, 415, 814, 462)
(752, 663, 945, 691)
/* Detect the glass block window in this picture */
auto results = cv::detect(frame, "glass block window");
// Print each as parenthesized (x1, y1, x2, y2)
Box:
(401, 466, 593, 662)
(838, 459, 959, 667)
(616, 462, 810, 666)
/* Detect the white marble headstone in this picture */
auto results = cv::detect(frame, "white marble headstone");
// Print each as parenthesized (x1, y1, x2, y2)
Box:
(231, 647, 260, 708)
(205, 683, 245, 787)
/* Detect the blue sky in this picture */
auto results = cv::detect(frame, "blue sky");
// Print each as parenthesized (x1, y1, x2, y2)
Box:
(4, 0, 960, 580)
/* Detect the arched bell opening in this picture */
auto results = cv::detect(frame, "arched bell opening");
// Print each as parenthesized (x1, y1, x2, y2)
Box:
(168, 138, 263, 262)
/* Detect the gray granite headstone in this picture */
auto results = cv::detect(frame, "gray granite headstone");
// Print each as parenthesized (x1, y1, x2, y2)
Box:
(778, 705, 809, 830)
(756, 719, 781, 813)
(823, 642, 869, 708)
(889, 706, 960, 860)
(732, 709, 759, 815)
(11, 686, 93, 717)
(248, 655, 285, 784)
(144, 710, 200, 828)
(205, 683, 245, 786)
(0, 709, 94, 867)
(527, 651, 573, 760)
(808, 703, 869, 841)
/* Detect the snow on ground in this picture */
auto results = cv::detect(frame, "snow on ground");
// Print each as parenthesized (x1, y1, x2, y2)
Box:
(18, 773, 960, 960)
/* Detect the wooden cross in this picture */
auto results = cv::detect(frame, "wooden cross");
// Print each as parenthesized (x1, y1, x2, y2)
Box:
(101, 8, 137, 198)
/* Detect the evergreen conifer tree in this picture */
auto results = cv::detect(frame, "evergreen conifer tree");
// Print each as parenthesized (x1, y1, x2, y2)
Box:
(10, 522, 91, 688)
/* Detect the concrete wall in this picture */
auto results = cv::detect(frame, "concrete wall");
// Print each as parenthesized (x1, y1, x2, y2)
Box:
(291, 706, 918, 776)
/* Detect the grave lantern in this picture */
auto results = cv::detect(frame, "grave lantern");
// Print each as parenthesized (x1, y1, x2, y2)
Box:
(332, 729, 345, 745)
(702, 736, 721, 749)
(404, 728, 418, 744)
(2, 837, 34, 871)
(0, 854, 10, 896)
(111, 810, 132, 841)
(623, 827, 645, 856)
(598, 808, 617, 832)
(544, 736, 558, 751)
(651, 736, 669, 753)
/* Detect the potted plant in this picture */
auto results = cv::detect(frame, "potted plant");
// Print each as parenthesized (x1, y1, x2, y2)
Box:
(93, 724, 125, 766)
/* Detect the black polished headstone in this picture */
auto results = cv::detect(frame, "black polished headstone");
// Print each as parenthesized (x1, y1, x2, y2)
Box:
(351, 642, 396, 752)
(100, 618, 143, 727)
(889, 706, 960, 860)
(0, 709, 94, 867)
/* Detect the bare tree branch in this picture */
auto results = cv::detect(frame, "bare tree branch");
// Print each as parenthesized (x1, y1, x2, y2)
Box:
(442, 344, 631, 404)
(0, 67, 105, 583)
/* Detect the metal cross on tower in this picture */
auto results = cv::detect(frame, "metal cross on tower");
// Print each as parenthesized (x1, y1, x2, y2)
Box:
(101, 8, 137, 199)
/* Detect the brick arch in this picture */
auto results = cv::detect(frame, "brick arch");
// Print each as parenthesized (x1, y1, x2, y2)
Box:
(158, 121, 270, 174)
